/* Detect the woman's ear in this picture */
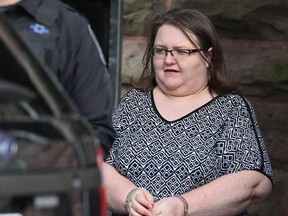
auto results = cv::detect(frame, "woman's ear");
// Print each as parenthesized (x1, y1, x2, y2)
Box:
(205, 47, 212, 68)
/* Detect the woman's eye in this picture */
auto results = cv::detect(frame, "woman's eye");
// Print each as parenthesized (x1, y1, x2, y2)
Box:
(176, 49, 189, 55)
(155, 49, 165, 54)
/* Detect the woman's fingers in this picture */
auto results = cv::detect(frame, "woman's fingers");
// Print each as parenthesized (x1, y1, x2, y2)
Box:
(126, 190, 153, 216)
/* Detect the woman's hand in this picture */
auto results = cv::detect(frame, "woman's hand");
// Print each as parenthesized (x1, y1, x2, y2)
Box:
(151, 196, 186, 216)
(125, 188, 155, 216)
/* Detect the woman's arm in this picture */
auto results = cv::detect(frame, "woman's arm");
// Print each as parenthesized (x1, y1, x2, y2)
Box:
(182, 170, 272, 216)
(103, 163, 154, 215)
(151, 170, 272, 216)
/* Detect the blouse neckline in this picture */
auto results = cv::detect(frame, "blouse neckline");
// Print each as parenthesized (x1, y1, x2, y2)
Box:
(150, 89, 219, 123)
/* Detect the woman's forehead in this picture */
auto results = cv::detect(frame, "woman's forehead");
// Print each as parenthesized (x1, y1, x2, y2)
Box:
(154, 24, 199, 46)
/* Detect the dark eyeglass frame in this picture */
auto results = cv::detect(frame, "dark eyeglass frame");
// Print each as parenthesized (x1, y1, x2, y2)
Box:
(151, 47, 203, 57)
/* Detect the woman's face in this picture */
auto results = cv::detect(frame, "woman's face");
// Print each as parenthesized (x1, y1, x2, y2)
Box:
(153, 24, 210, 96)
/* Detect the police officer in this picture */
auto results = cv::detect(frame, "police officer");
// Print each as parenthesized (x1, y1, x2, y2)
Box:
(0, 0, 116, 157)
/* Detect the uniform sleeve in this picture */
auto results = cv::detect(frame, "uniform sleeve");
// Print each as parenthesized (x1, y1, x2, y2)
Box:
(217, 95, 273, 183)
(58, 9, 115, 158)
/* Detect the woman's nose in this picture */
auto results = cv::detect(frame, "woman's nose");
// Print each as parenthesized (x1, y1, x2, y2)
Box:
(164, 52, 176, 64)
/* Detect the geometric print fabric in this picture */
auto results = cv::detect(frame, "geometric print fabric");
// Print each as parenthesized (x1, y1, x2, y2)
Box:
(106, 89, 273, 216)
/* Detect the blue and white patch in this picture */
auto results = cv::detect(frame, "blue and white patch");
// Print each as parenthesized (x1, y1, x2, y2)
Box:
(29, 23, 50, 35)
(0, 132, 18, 161)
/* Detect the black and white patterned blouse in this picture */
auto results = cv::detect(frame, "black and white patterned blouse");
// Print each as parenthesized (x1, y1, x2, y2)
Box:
(106, 89, 273, 216)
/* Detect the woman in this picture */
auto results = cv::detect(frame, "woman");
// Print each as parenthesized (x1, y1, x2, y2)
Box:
(103, 8, 273, 216)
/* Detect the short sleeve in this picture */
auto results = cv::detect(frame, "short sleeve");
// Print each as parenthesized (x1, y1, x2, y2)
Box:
(217, 94, 273, 183)
(106, 89, 138, 166)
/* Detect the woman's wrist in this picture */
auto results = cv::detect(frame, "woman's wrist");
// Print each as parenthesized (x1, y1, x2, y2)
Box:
(124, 188, 139, 212)
(174, 195, 188, 216)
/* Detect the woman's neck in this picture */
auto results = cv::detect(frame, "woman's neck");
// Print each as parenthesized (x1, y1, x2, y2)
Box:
(152, 86, 214, 121)
(0, 0, 21, 7)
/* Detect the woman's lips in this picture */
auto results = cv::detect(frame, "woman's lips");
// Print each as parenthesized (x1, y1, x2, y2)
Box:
(164, 69, 179, 73)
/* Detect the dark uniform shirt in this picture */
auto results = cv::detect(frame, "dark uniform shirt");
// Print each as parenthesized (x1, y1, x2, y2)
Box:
(0, 0, 115, 157)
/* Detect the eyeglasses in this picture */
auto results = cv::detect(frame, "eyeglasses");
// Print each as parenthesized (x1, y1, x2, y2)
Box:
(151, 47, 202, 60)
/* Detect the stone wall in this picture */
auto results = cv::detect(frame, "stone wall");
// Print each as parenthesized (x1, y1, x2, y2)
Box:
(121, 0, 288, 215)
